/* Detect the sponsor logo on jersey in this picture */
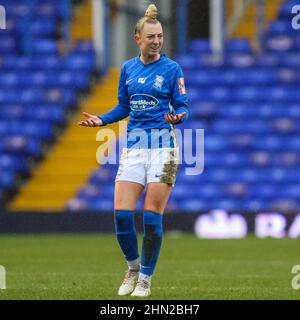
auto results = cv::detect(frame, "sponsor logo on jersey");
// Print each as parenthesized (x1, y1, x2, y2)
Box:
(178, 77, 186, 95)
(154, 75, 164, 90)
(130, 94, 159, 111)
(138, 77, 147, 84)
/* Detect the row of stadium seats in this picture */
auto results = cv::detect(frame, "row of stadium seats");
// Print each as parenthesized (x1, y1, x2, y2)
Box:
(187, 86, 300, 102)
(0, 89, 76, 105)
(67, 0, 300, 212)
(0, 71, 90, 90)
(189, 103, 300, 118)
(2, 0, 68, 19)
(4, 18, 58, 37)
(0, 54, 96, 71)
(188, 36, 300, 54)
(76, 182, 300, 202)
(182, 119, 298, 133)
(185, 69, 300, 86)
(176, 53, 300, 69)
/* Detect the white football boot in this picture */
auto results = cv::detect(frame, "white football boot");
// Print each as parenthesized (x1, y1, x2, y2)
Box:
(130, 279, 151, 297)
(118, 269, 139, 296)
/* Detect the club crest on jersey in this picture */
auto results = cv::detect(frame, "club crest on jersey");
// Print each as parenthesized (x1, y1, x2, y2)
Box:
(178, 77, 186, 95)
(154, 75, 164, 90)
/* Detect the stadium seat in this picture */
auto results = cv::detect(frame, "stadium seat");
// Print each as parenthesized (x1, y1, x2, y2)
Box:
(189, 39, 212, 53)
(266, 35, 295, 52)
(225, 38, 252, 53)
(268, 20, 297, 35)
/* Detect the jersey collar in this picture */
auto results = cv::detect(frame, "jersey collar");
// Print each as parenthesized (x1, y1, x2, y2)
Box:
(136, 54, 166, 66)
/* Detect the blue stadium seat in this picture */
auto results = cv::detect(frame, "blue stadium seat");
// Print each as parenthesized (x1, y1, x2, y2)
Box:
(242, 199, 265, 211)
(1, 137, 41, 157)
(66, 199, 89, 211)
(189, 39, 211, 53)
(268, 20, 297, 35)
(225, 39, 252, 53)
(0, 155, 29, 174)
(0, 36, 17, 54)
(266, 35, 295, 52)
(32, 39, 59, 55)
(213, 199, 245, 211)
(256, 54, 280, 67)
(181, 199, 209, 211)
(89, 199, 114, 211)
(225, 54, 255, 68)
(73, 40, 95, 54)
(197, 54, 225, 68)
(280, 53, 300, 67)
(30, 19, 57, 37)
(175, 55, 197, 70)
(0, 171, 16, 189)
(64, 54, 96, 72)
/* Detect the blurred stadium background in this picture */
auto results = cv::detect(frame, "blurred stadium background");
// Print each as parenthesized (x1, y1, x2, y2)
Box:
(0, 0, 300, 299)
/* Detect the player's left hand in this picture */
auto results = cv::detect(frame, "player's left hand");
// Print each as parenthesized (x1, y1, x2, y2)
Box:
(164, 112, 186, 124)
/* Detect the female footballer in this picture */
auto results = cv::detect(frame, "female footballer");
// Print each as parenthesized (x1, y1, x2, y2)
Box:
(79, 4, 189, 297)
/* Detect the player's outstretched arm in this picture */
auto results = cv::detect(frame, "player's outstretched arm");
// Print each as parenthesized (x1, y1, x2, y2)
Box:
(78, 112, 103, 127)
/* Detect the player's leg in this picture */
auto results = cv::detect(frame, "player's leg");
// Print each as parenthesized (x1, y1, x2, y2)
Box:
(114, 181, 144, 295)
(114, 147, 147, 295)
(131, 147, 178, 297)
(131, 182, 172, 297)
(114, 180, 144, 210)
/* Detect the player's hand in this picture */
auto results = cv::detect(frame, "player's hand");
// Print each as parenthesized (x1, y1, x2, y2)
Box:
(164, 112, 186, 124)
(78, 112, 103, 127)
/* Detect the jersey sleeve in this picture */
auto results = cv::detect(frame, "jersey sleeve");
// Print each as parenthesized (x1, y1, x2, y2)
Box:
(170, 65, 189, 124)
(98, 65, 131, 125)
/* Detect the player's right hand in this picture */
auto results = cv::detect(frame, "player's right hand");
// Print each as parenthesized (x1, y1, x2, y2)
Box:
(78, 112, 103, 127)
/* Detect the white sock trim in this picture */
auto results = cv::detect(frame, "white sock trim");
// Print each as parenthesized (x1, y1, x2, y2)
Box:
(138, 272, 152, 284)
(127, 258, 140, 271)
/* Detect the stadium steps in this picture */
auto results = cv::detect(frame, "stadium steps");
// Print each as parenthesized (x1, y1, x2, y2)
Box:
(71, 0, 92, 41)
(9, 68, 121, 211)
(228, 0, 284, 42)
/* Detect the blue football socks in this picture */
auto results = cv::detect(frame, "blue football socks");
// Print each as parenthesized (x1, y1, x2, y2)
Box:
(140, 210, 163, 276)
(114, 210, 139, 262)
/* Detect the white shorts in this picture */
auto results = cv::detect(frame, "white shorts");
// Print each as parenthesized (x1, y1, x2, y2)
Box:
(115, 148, 179, 187)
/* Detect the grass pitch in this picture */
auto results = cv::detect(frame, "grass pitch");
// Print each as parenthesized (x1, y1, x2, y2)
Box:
(0, 233, 299, 300)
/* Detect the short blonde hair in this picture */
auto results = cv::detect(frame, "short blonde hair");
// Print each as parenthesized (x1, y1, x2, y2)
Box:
(134, 4, 161, 35)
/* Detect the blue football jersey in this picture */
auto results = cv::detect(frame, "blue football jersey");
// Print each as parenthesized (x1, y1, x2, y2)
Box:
(99, 54, 189, 148)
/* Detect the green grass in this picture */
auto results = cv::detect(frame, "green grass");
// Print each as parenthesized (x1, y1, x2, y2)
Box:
(0, 233, 300, 299)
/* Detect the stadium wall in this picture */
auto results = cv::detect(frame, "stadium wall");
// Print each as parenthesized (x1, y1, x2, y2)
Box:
(0, 211, 299, 239)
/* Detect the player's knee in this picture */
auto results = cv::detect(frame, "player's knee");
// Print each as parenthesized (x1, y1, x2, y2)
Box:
(144, 193, 167, 213)
(144, 205, 164, 214)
